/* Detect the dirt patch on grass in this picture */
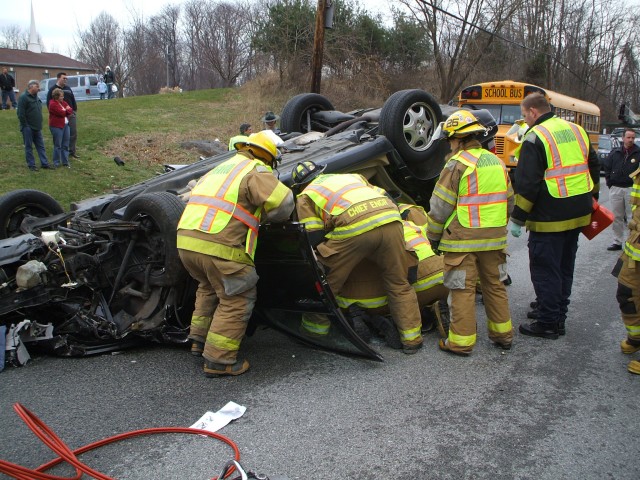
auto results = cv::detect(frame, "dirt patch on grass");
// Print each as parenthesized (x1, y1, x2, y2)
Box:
(104, 129, 222, 167)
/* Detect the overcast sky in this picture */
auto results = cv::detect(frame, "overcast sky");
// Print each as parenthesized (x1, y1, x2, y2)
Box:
(0, 0, 394, 57)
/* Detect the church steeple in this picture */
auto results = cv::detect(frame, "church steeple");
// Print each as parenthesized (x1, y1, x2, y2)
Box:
(27, 0, 42, 53)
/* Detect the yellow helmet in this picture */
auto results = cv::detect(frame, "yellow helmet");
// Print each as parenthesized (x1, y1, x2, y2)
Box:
(442, 110, 489, 138)
(236, 131, 280, 164)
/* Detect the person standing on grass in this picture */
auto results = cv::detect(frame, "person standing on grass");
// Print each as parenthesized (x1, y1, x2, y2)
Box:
(47, 73, 79, 159)
(17, 80, 50, 171)
(0, 66, 17, 110)
(104, 66, 115, 99)
(48, 88, 73, 168)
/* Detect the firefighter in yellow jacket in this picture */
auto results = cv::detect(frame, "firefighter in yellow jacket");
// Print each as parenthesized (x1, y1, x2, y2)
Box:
(292, 161, 424, 353)
(426, 109, 515, 355)
(177, 132, 294, 377)
(613, 165, 640, 375)
(336, 204, 449, 339)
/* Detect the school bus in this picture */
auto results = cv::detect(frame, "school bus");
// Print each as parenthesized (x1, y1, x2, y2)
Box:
(457, 80, 601, 170)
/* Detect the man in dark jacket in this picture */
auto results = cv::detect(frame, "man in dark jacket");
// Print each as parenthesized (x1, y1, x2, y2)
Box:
(509, 93, 599, 339)
(0, 66, 17, 109)
(17, 80, 50, 170)
(603, 129, 640, 251)
(104, 66, 115, 99)
(46, 73, 79, 158)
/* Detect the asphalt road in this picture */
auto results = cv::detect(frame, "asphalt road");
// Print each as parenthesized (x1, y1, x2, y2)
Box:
(1, 188, 638, 480)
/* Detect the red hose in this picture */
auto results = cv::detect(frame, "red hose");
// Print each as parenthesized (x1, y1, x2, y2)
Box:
(0, 403, 241, 480)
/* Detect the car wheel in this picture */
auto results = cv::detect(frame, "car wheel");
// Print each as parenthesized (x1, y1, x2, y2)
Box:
(280, 93, 335, 133)
(0, 189, 64, 239)
(123, 192, 187, 286)
(379, 89, 445, 177)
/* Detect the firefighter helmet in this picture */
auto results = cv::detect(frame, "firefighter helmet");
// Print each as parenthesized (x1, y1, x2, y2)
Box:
(441, 109, 497, 139)
(291, 161, 326, 185)
(236, 131, 280, 164)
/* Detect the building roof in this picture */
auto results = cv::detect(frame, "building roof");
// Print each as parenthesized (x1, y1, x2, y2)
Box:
(0, 48, 94, 70)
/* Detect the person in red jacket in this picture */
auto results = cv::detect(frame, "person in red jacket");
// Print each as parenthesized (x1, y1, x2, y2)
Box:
(48, 88, 73, 168)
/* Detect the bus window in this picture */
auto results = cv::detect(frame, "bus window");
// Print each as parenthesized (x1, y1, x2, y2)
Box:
(458, 80, 600, 170)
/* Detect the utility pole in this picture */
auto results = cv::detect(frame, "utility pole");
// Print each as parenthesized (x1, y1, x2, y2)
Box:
(166, 44, 170, 88)
(310, 0, 327, 93)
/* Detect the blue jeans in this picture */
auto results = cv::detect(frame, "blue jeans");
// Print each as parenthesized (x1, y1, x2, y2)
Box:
(21, 125, 49, 168)
(2, 89, 17, 109)
(528, 228, 581, 327)
(107, 83, 114, 99)
(50, 125, 70, 166)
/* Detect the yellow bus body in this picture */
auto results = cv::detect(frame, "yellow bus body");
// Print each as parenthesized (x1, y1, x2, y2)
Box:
(458, 80, 600, 170)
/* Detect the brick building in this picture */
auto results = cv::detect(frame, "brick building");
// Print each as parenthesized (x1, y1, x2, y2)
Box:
(0, 1, 94, 95)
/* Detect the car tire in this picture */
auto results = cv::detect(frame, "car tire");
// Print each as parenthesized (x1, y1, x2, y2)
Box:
(0, 189, 64, 239)
(379, 89, 445, 178)
(280, 93, 335, 133)
(123, 192, 187, 286)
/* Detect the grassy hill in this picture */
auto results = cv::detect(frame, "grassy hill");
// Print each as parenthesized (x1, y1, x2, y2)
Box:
(0, 86, 294, 209)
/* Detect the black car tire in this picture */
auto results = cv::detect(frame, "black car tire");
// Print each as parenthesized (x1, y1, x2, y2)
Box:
(280, 93, 335, 134)
(123, 192, 187, 286)
(379, 89, 444, 174)
(0, 189, 64, 239)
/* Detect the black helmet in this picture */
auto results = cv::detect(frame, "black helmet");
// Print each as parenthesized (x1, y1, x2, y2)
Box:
(291, 161, 326, 186)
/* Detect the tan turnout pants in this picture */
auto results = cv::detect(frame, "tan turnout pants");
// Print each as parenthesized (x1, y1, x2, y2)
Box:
(443, 250, 513, 354)
(178, 249, 258, 364)
(316, 222, 423, 347)
(615, 252, 640, 344)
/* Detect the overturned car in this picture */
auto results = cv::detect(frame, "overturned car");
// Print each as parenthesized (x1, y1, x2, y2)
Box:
(0, 89, 451, 365)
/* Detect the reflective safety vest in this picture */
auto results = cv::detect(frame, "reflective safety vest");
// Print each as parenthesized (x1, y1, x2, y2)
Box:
(177, 156, 265, 259)
(228, 134, 249, 151)
(531, 117, 592, 198)
(301, 174, 400, 239)
(445, 148, 509, 229)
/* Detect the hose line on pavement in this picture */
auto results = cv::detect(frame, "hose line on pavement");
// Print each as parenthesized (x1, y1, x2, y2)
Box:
(0, 403, 241, 480)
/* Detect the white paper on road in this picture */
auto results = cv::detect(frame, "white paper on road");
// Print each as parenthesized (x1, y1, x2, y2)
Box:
(190, 401, 247, 432)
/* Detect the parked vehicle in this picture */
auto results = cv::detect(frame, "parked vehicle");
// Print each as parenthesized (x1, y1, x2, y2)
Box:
(597, 134, 619, 173)
(0, 89, 449, 364)
(37, 74, 101, 104)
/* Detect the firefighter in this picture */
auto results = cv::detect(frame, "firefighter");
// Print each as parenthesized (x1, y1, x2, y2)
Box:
(613, 165, 640, 375)
(177, 131, 294, 377)
(292, 161, 424, 353)
(511, 92, 600, 339)
(426, 109, 515, 355)
(335, 212, 450, 341)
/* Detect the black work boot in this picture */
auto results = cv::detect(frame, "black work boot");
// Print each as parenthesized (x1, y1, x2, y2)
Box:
(367, 314, 402, 349)
(431, 300, 451, 339)
(558, 320, 566, 336)
(527, 309, 541, 320)
(203, 359, 250, 377)
(519, 321, 559, 340)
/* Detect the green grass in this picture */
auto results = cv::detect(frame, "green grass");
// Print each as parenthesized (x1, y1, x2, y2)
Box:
(0, 88, 261, 209)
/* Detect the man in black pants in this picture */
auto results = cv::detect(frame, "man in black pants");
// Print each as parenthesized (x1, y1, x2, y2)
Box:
(509, 93, 600, 339)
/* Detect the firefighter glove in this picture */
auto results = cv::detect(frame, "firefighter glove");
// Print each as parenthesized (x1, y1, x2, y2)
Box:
(509, 221, 522, 238)
(430, 239, 442, 255)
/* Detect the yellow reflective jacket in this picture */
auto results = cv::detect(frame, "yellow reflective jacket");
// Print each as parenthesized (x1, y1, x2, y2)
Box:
(297, 173, 401, 240)
(530, 117, 592, 198)
(178, 155, 289, 262)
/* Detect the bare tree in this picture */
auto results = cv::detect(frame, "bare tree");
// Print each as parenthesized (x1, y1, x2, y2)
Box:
(148, 5, 183, 89)
(192, 1, 253, 87)
(75, 13, 123, 78)
(398, 0, 524, 102)
(0, 25, 29, 49)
